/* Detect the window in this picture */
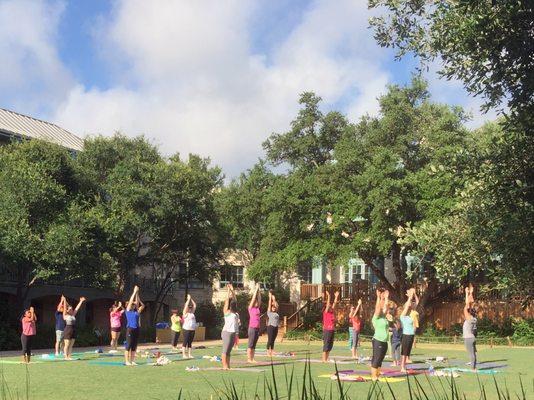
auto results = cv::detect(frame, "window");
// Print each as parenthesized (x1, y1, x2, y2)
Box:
(219, 265, 244, 288)
(177, 263, 205, 289)
(298, 262, 313, 283)
(344, 260, 368, 283)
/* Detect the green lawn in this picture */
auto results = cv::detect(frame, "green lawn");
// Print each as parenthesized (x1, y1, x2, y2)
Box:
(1, 340, 533, 399)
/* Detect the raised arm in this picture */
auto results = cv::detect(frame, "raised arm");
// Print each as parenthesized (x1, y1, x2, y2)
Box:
(116, 301, 123, 312)
(350, 299, 362, 318)
(190, 297, 197, 313)
(401, 288, 414, 316)
(373, 289, 383, 317)
(223, 284, 233, 314)
(248, 283, 260, 309)
(62, 296, 68, 318)
(29, 306, 37, 321)
(183, 294, 195, 316)
(332, 290, 340, 310)
(73, 297, 86, 317)
(126, 286, 139, 311)
(57, 296, 65, 312)
(268, 291, 273, 311)
(324, 291, 332, 312)
(137, 291, 145, 313)
(463, 286, 472, 320)
(256, 283, 261, 307)
(382, 290, 389, 315)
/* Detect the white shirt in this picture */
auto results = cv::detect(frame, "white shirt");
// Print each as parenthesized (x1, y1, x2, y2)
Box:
(222, 312, 239, 333)
(183, 312, 197, 330)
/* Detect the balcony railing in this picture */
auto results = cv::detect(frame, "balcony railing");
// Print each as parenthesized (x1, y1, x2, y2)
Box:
(301, 281, 378, 303)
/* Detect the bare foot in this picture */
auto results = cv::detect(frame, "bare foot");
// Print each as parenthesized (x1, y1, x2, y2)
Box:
(125, 362, 132, 366)
(400, 369, 407, 373)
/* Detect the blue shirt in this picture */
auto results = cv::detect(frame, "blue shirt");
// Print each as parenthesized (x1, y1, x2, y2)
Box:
(125, 310, 140, 329)
(55, 311, 65, 331)
(400, 315, 415, 335)
(391, 326, 403, 344)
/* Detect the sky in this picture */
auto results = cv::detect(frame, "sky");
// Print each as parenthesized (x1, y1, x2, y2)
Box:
(0, 0, 497, 179)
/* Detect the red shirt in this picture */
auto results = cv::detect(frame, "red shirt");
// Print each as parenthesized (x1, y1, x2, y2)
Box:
(323, 310, 335, 331)
(351, 315, 361, 331)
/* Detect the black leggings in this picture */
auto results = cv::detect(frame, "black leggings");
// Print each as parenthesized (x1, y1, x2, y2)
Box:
(182, 329, 195, 348)
(126, 328, 139, 351)
(401, 334, 415, 356)
(371, 338, 388, 368)
(171, 330, 180, 347)
(21, 334, 33, 356)
(266, 326, 278, 350)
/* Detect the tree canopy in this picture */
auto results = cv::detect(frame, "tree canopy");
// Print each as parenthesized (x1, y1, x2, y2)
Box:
(369, 0, 534, 131)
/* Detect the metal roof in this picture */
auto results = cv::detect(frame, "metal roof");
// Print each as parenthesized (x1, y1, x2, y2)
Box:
(0, 108, 83, 151)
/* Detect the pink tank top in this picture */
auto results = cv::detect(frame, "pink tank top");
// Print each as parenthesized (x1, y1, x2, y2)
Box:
(248, 307, 260, 329)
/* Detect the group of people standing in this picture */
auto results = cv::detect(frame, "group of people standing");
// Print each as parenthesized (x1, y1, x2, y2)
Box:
(321, 285, 476, 381)
(21, 283, 477, 372)
(221, 283, 280, 369)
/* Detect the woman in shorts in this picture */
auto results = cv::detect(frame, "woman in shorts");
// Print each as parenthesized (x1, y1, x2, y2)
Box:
(62, 295, 86, 360)
(109, 301, 124, 351)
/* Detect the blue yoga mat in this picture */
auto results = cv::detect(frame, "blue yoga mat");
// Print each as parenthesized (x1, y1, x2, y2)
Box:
(88, 361, 147, 366)
(443, 368, 503, 374)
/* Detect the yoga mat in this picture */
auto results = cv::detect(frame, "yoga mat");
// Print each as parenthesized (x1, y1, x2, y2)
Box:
(254, 352, 296, 358)
(41, 353, 85, 358)
(447, 362, 507, 368)
(88, 361, 147, 366)
(40, 358, 81, 362)
(201, 367, 266, 373)
(232, 360, 285, 366)
(297, 359, 355, 364)
(336, 369, 423, 378)
(320, 374, 405, 383)
(0, 360, 43, 364)
(443, 368, 503, 374)
(382, 362, 428, 370)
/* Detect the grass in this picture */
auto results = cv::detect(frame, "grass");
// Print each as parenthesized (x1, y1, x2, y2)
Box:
(0, 341, 533, 399)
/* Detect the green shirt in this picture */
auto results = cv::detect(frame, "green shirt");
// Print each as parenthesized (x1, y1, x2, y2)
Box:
(372, 315, 389, 342)
(171, 316, 182, 332)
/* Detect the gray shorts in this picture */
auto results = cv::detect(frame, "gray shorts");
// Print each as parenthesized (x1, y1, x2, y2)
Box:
(55, 330, 64, 342)
(222, 331, 236, 356)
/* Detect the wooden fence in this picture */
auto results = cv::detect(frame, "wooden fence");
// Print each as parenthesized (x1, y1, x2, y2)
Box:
(286, 295, 533, 332)
(429, 300, 534, 330)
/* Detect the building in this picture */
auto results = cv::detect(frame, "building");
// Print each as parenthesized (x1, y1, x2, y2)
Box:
(0, 108, 83, 152)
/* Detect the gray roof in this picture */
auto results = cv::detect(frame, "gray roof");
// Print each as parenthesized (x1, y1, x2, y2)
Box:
(0, 108, 83, 151)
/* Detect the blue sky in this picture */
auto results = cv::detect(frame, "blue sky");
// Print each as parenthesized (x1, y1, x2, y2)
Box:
(0, 0, 494, 178)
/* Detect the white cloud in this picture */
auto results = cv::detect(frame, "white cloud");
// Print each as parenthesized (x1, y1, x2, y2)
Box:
(51, 0, 396, 177)
(1, 0, 498, 178)
(0, 0, 74, 116)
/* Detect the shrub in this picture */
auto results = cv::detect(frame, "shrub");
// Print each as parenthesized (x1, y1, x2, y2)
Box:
(195, 301, 222, 339)
(512, 318, 534, 345)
